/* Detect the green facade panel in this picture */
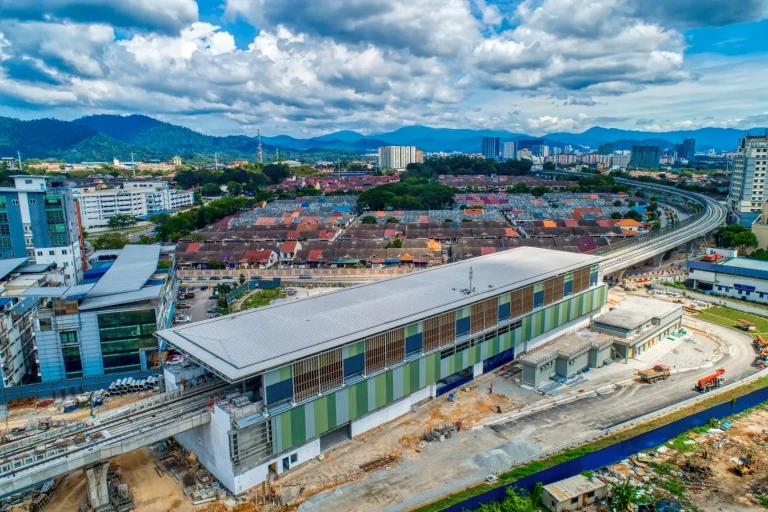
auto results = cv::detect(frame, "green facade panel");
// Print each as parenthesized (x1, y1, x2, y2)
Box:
(271, 285, 606, 453)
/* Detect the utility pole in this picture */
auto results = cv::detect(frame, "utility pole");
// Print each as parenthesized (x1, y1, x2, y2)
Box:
(257, 129, 263, 164)
(130, 152, 136, 178)
(17, 151, 22, 172)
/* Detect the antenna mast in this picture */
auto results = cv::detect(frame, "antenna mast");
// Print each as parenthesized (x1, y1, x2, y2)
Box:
(17, 151, 22, 172)
(130, 152, 136, 177)
(214, 153, 219, 170)
(257, 129, 263, 164)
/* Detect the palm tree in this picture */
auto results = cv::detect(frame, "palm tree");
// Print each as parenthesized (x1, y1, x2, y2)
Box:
(611, 480, 641, 512)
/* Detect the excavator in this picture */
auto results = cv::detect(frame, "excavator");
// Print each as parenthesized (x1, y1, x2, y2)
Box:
(696, 368, 725, 392)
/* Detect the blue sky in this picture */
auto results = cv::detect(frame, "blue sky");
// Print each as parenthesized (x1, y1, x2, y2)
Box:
(0, 0, 766, 137)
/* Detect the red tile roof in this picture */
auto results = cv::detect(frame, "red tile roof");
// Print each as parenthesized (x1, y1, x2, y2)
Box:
(281, 240, 298, 253)
(185, 243, 202, 253)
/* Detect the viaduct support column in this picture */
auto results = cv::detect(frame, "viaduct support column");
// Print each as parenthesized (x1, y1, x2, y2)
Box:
(85, 461, 110, 509)
(612, 269, 625, 283)
(652, 252, 664, 267)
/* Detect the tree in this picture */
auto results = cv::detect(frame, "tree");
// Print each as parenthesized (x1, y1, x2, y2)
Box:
(734, 231, 759, 253)
(190, 233, 206, 242)
(386, 217, 399, 223)
(386, 238, 403, 248)
(196, 205, 208, 229)
(749, 248, 768, 261)
(107, 214, 137, 229)
(623, 210, 643, 221)
(542, 161, 556, 170)
(93, 233, 129, 250)
(610, 480, 644, 511)
(201, 183, 221, 196)
(507, 182, 530, 194)
(137, 234, 156, 244)
(530, 186, 549, 197)
(361, 215, 377, 224)
(149, 213, 170, 225)
(613, 200, 622, 207)
(193, 190, 203, 205)
(239, 273, 246, 285)
(207, 259, 226, 270)
(611, 211, 622, 219)
(227, 181, 242, 196)
(263, 163, 290, 185)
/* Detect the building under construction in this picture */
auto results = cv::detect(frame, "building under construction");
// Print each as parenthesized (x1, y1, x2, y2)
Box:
(156, 247, 606, 494)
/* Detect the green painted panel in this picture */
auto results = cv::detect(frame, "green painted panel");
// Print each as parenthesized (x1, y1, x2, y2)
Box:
(523, 315, 532, 341)
(409, 360, 419, 394)
(564, 272, 573, 282)
(538, 309, 546, 337)
(280, 413, 291, 453)
(426, 352, 437, 384)
(492, 336, 501, 355)
(327, 392, 337, 430)
(499, 292, 511, 305)
(375, 373, 387, 409)
(386, 370, 394, 404)
(355, 380, 369, 417)
(290, 405, 306, 448)
(345, 340, 365, 357)
(455, 306, 469, 320)
(405, 322, 422, 337)
(314, 396, 329, 435)
(534, 282, 545, 292)
(279, 365, 292, 381)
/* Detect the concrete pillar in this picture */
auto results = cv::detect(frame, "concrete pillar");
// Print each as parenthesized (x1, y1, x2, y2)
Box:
(85, 461, 110, 509)
(612, 269, 625, 282)
(652, 252, 664, 267)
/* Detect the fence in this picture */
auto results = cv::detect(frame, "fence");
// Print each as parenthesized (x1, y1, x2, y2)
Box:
(178, 267, 417, 279)
(437, 368, 768, 511)
(0, 369, 163, 405)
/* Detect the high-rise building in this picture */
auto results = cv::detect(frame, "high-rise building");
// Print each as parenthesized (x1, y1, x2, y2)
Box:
(378, 146, 421, 170)
(564, 145, 573, 155)
(481, 137, 501, 160)
(674, 138, 696, 163)
(502, 141, 517, 160)
(727, 135, 768, 227)
(629, 145, 661, 168)
(0, 176, 84, 285)
(518, 138, 547, 157)
(598, 143, 614, 156)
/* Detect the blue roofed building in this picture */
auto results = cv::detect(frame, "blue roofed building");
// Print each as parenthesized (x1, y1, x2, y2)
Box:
(28, 245, 177, 382)
(688, 252, 768, 304)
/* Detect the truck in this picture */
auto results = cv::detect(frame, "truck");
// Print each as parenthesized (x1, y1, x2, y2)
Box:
(696, 368, 725, 392)
(639, 364, 671, 383)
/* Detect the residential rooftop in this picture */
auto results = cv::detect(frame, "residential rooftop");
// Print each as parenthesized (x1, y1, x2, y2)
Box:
(156, 247, 601, 382)
(543, 474, 606, 501)
(595, 296, 681, 330)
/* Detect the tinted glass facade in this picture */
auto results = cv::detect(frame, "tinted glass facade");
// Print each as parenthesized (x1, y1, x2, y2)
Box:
(97, 309, 159, 373)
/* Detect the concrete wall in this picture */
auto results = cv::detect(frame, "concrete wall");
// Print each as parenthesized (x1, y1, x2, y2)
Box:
(588, 344, 613, 367)
(555, 349, 590, 379)
(174, 405, 237, 492)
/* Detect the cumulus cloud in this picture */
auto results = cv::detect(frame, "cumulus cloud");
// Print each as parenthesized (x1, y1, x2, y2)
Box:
(225, 0, 482, 58)
(0, 0, 199, 34)
(629, 0, 768, 27)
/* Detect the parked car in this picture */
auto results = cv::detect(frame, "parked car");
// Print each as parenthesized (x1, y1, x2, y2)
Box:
(177, 302, 192, 309)
(182, 276, 192, 281)
(210, 276, 221, 281)
(196, 276, 207, 281)
(175, 315, 192, 323)
(299, 274, 312, 279)
(210, 293, 219, 300)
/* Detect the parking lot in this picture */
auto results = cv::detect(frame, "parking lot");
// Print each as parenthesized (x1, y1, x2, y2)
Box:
(174, 284, 217, 325)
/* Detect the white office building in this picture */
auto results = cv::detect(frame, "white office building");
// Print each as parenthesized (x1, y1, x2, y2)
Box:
(503, 141, 517, 161)
(727, 135, 768, 227)
(378, 146, 423, 170)
(76, 181, 194, 229)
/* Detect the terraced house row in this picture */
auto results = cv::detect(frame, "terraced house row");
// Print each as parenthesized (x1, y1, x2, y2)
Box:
(157, 247, 606, 494)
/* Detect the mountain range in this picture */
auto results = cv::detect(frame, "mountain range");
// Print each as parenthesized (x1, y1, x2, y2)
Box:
(0, 114, 765, 163)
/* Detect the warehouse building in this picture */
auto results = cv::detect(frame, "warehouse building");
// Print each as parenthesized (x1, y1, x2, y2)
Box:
(688, 255, 768, 304)
(156, 247, 606, 494)
(591, 296, 682, 361)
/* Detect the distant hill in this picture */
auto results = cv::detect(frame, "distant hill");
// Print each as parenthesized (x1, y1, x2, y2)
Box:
(3, 114, 764, 163)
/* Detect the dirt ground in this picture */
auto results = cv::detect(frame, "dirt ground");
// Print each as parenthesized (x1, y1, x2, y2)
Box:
(274, 376, 515, 508)
(598, 405, 768, 512)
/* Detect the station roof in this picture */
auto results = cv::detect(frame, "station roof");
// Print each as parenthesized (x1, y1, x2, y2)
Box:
(157, 247, 601, 382)
(595, 296, 681, 330)
(88, 244, 161, 297)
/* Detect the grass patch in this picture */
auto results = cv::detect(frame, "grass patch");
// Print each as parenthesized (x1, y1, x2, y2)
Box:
(241, 287, 284, 310)
(756, 495, 768, 508)
(695, 306, 768, 336)
(410, 374, 768, 512)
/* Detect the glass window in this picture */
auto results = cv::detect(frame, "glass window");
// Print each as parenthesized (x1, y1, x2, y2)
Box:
(0, 213, 7, 222)
(59, 331, 79, 345)
(62, 345, 83, 378)
(0, 225, 9, 235)
(97, 309, 158, 373)
(0, 237, 11, 249)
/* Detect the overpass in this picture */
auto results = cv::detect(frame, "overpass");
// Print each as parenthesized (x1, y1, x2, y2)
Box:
(538, 172, 727, 277)
(0, 381, 232, 508)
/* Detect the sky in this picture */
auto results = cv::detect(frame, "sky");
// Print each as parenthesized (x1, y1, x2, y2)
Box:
(0, 0, 766, 138)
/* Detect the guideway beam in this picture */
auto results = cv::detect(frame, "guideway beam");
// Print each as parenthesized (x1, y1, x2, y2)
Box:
(85, 461, 110, 509)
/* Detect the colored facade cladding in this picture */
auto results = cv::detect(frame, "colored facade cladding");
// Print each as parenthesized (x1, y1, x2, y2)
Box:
(270, 283, 606, 453)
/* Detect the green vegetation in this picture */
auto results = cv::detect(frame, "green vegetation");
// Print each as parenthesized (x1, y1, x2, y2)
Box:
(241, 287, 285, 311)
(474, 486, 543, 512)
(749, 248, 768, 261)
(106, 214, 137, 228)
(357, 179, 455, 210)
(360, 215, 378, 224)
(661, 281, 686, 290)
(580, 470, 594, 481)
(385, 238, 403, 249)
(91, 232, 129, 250)
(404, 156, 533, 178)
(611, 480, 646, 510)
(695, 306, 768, 335)
(154, 196, 255, 242)
(157, 260, 172, 269)
(414, 373, 768, 512)
(715, 223, 759, 252)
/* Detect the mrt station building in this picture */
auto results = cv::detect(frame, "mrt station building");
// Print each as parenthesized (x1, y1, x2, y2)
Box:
(156, 247, 606, 494)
